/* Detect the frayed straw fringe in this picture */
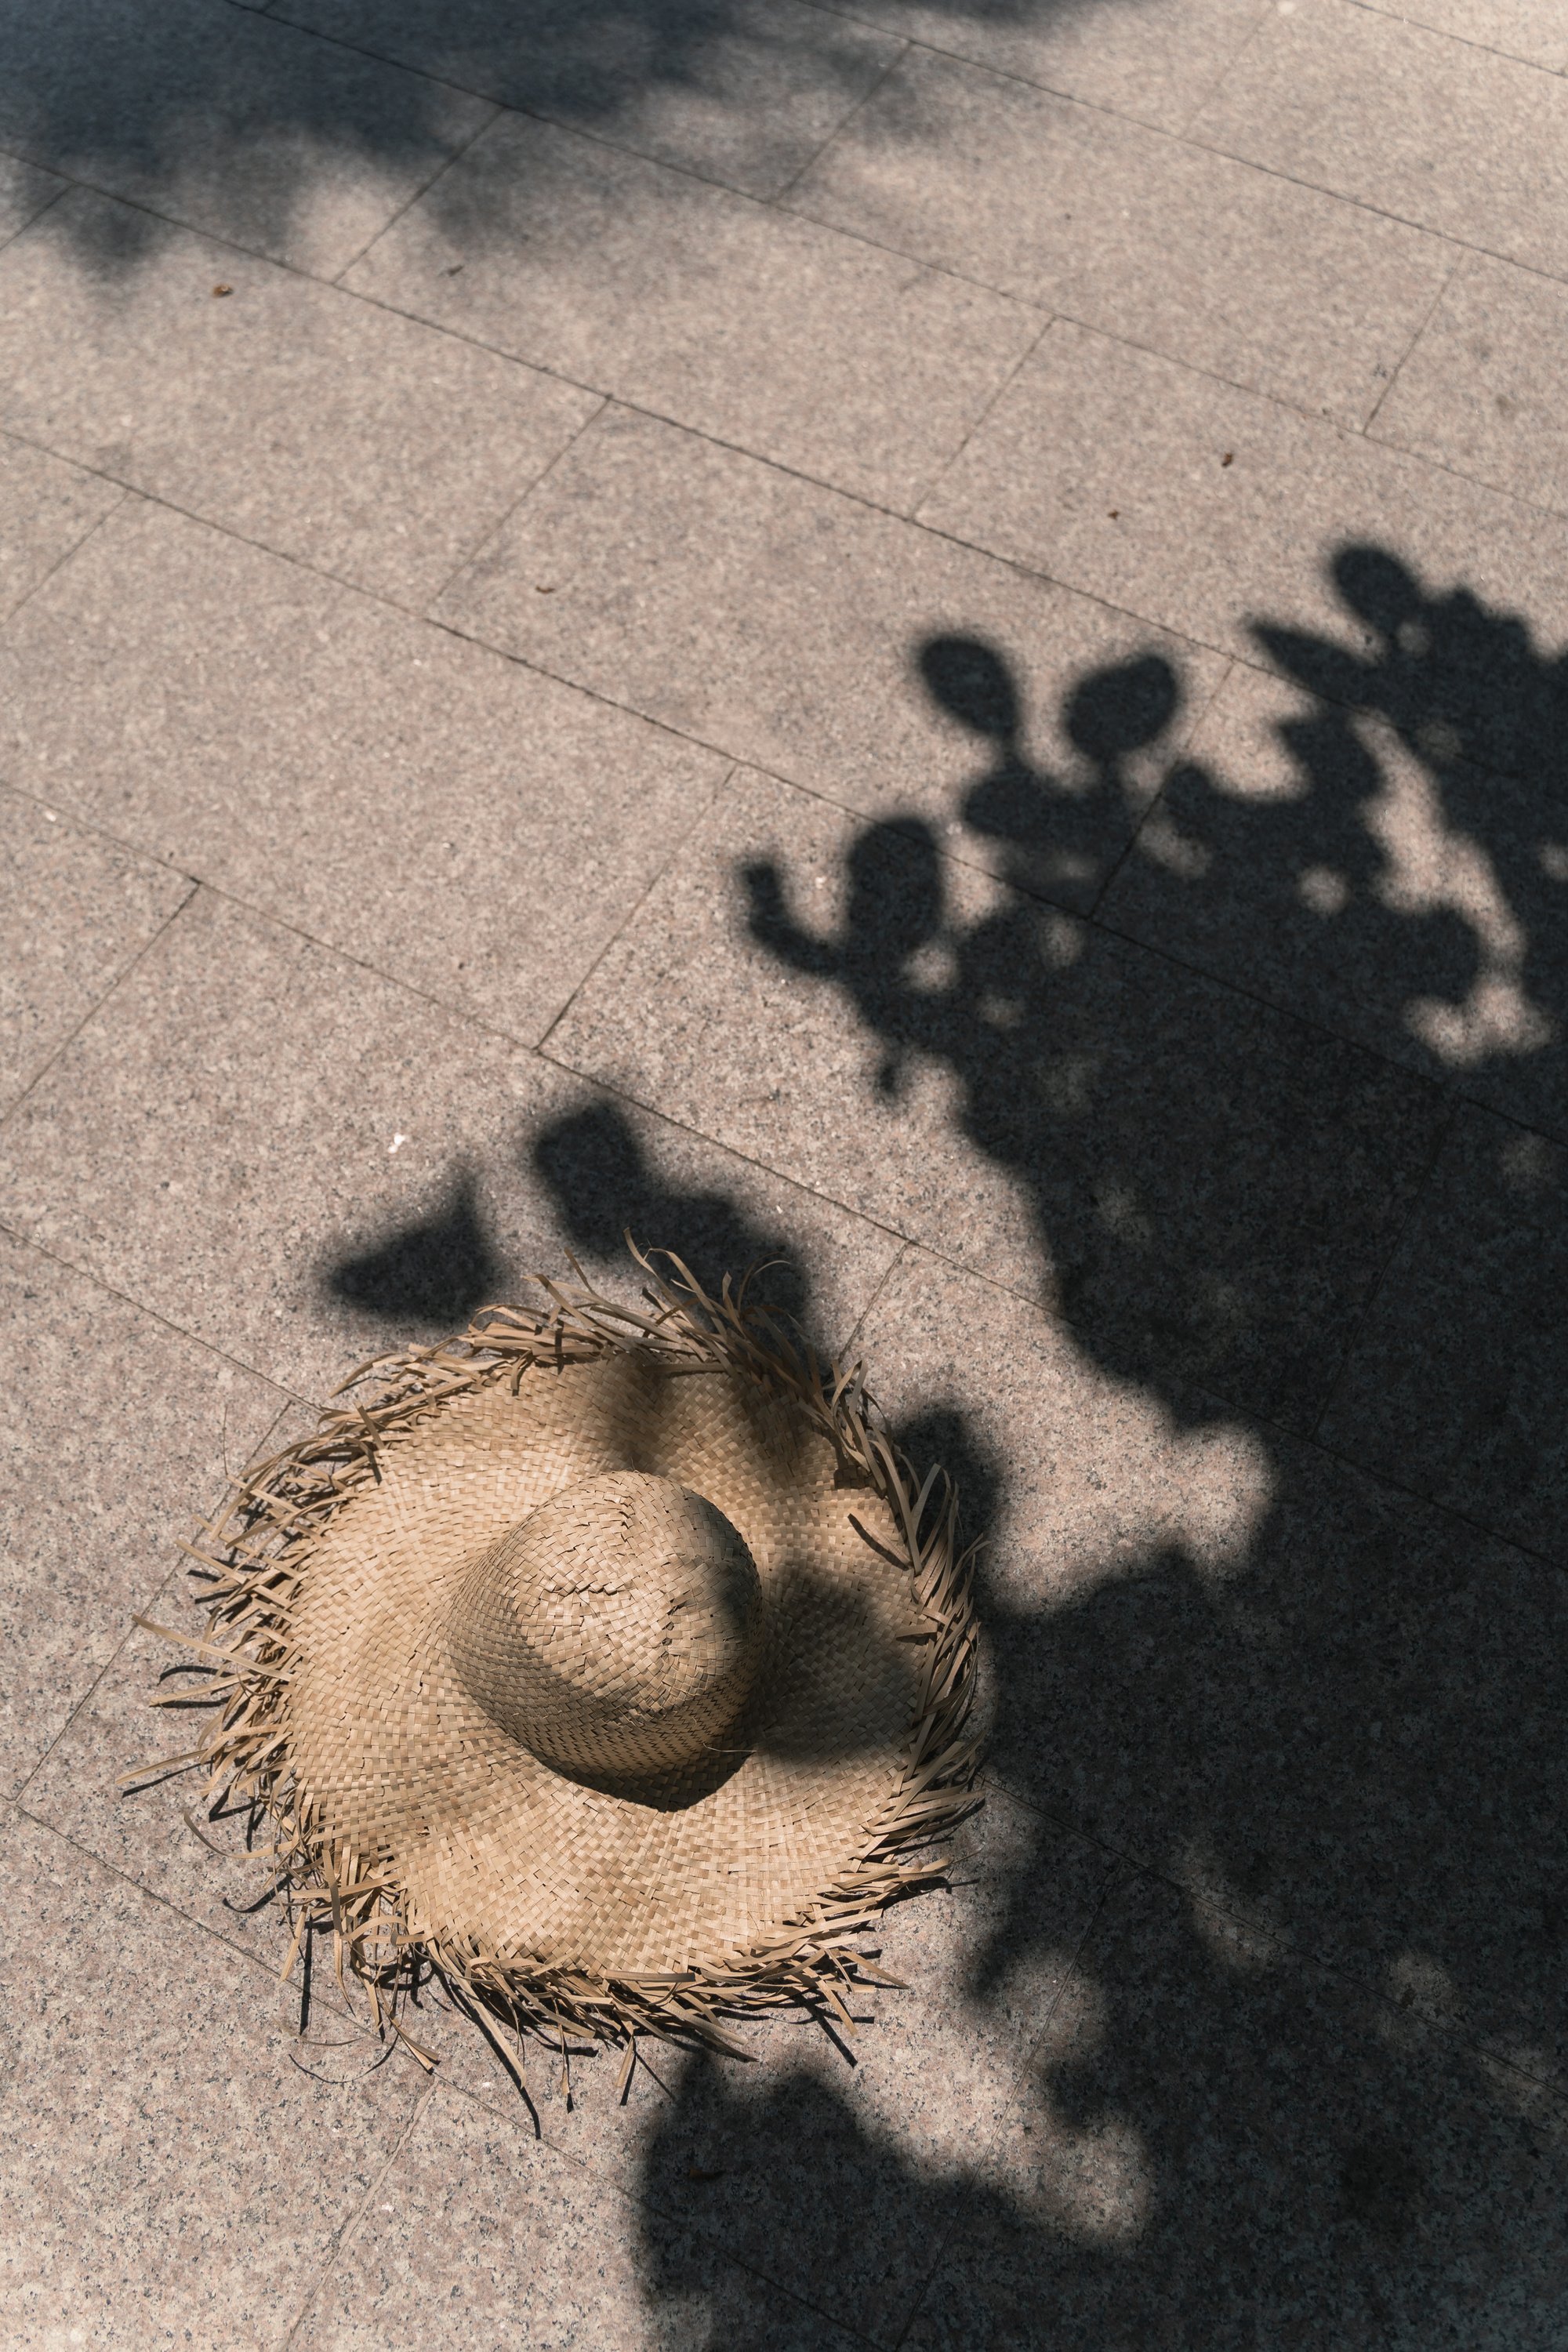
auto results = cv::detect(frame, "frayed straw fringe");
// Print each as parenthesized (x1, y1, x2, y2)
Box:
(141, 1248, 982, 2075)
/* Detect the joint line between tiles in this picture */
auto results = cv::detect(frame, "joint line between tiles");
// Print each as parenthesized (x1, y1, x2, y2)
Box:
(1085, 656, 1237, 924)
(419, 391, 610, 611)
(0, 874, 198, 1144)
(9, 1394, 297, 1810)
(765, 34, 913, 209)
(906, 307, 1055, 517)
(281, 2076, 443, 2347)
(1170, 0, 1278, 139)
(1359, 241, 1468, 437)
(328, 90, 502, 288)
(0, 459, 129, 627)
(0, 1212, 318, 1407)
(12, 1797, 307, 1982)
(532, 760, 742, 1053)
(838, 1239, 913, 1361)
(1339, 0, 1568, 75)
(0, 174, 71, 263)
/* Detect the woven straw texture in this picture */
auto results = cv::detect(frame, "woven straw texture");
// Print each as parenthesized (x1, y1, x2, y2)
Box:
(147, 1260, 980, 2063)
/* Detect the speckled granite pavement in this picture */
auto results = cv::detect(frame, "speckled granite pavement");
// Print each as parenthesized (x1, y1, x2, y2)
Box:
(4, 2, 1568, 2343)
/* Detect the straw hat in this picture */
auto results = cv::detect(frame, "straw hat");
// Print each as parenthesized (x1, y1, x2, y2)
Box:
(154, 1259, 979, 2069)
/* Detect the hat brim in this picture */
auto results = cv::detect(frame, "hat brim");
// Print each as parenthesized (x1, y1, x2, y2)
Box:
(163, 1259, 980, 2063)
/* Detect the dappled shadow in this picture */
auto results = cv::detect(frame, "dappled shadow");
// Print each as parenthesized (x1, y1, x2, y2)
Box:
(922, 631, 1180, 913)
(1109, 546, 1568, 1139)
(746, 659, 1448, 1430)
(634, 1871, 1566, 2348)
(300, 541, 1568, 2333)
(627, 546, 1568, 2341)
(0, 0, 1145, 272)
(317, 1095, 819, 1339)
(326, 1161, 501, 1326)
(533, 1098, 814, 1334)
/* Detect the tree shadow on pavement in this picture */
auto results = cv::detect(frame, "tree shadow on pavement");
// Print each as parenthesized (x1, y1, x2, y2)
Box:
(317, 1094, 822, 1341)
(532, 1097, 815, 1336)
(625, 545, 1568, 2347)
(327, 1161, 503, 1327)
(0, 0, 1147, 273)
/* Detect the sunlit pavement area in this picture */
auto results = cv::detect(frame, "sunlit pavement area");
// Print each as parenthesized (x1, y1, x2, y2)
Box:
(4, 0, 1568, 2341)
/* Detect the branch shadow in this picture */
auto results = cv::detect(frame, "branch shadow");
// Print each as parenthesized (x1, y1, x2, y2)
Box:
(317, 1096, 815, 1341)
(326, 1160, 503, 1327)
(301, 545, 1568, 2336)
(622, 546, 1568, 2343)
(532, 1097, 814, 1335)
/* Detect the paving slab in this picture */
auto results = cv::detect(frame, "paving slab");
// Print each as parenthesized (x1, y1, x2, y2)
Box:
(1373, 249, 1568, 518)
(0, 0, 495, 278)
(1321, 1103, 1568, 1566)
(270, 0, 904, 201)
(0, 189, 601, 606)
(0, 498, 728, 1042)
(0, 1229, 285, 1798)
(788, 45, 1454, 426)
(808, 0, 1269, 135)
(0, 1806, 425, 2348)
(549, 764, 1450, 1428)
(1352, 0, 1568, 72)
(1101, 660, 1568, 1138)
(920, 319, 1568, 664)
(1191, 0, 1568, 282)
(17, 1390, 315, 1968)
(436, 404, 1227, 910)
(344, 110, 1041, 511)
(0, 426, 122, 622)
(0, 888, 899, 1398)
(0, 786, 191, 1116)
(903, 1865, 1568, 2350)
(289, 2080, 868, 2350)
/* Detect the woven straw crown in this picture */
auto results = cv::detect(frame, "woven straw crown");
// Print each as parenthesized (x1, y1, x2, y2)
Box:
(148, 1259, 980, 2069)
(449, 1472, 767, 1782)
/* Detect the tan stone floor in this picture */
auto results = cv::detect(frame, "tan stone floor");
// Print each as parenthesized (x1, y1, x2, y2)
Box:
(4, 0, 1568, 2342)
